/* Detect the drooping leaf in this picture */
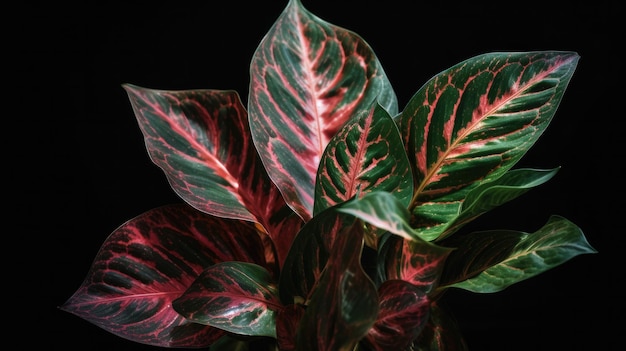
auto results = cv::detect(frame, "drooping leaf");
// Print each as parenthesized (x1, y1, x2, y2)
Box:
(173, 262, 281, 338)
(337, 191, 419, 242)
(314, 102, 412, 215)
(433, 167, 560, 241)
(295, 221, 379, 351)
(248, 0, 398, 221)
(60, 203, 267, 348)
(397, 52, 579, 240)
(438, 215, 597, 293)
(123, 84, 302, 267)
(362, 280, 430, 351)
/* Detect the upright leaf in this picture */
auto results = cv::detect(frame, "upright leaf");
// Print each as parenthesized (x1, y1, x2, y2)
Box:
(123, 84, 302, 266)
(249, 0, 398, 221)
(438, 215, 597, 293)
(314, 103, 412, 216)
(295, 222, 379, 351)
(60, 204, 267, 348)
(397, 52, 579, 240)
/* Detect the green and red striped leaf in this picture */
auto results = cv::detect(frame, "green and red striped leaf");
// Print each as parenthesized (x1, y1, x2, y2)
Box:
(248, 0, 398, 221)
(438, 215, 597, 293)
(314, 103, 412, 216)
(173, 261, 281, 337)
(123, 84, 302, 266)
(380, 235, 453, 295)
(60, 203, 267, 348)
(397, 52, 579, 240)
(413, 302, 469, 351)
(295, 221, 379, 351)
(362, 280, 430, 351)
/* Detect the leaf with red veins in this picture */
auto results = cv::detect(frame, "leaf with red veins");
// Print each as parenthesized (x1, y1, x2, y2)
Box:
(314, 102, 412, 216)
(124, 84, 302, 266)
(397, 52, 579, 241)
(60, 203, 268, 348)
(248, 0, 398, 221)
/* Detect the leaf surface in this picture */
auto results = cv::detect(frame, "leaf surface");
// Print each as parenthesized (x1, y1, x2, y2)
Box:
(363, 280, 430, 351)
(123, 84, 302, 266)
(249, 0, 398, 221)
(60, 204, 267, 348)
(397, 52, 579, 240)
(314, 103, 412, 215)
(439, 215, 597, 293)
(173, 262, 281, 337)
(295, 221, 378, 351)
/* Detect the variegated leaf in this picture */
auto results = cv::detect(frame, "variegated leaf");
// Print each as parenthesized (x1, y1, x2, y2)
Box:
(397, 52, 579, 240)
(362, 280, 430, 351)
(276, 304, 306, 351)
(123, 84, 302, 266)
(433, 167, 560, 241)
(295, 222, 378, 351)
(438, 215, 597, 293)
(173, 262, 281, 337)
(60, 204, 267, 348)
(314, 102, 412, 215)
(278, 209, 353, 304)
(380, 235, 453, 295)
(248, 0, 398, 221)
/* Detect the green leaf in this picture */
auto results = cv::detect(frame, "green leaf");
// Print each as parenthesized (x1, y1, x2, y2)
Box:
(398, 52, 579, 240)
(314, 102, 412, 216)
(434, 167, 560, 241)
(439, 215, 597, 293)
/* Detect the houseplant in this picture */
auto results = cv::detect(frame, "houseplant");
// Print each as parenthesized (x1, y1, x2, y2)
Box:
(60, 0, 597, 349)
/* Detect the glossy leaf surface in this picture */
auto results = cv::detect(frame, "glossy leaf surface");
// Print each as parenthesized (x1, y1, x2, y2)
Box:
(439, 215, 597, 293)
(60, 204, 267, 348)
(173, 262, 281, 337)
(123, 84, 302, 266)
(295, 221, 378, 351)
(363, 280, 430, 351)
(314, 103, 412, 215)
(249, 0, 398, 221)
(434, 167, 560, 241)
(397, 52, 579, 240)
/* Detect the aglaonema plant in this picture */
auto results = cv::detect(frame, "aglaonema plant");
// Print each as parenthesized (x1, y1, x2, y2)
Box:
(60, 0, 597, 350)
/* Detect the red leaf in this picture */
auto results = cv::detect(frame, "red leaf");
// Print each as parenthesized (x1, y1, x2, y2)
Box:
(60, 203, 267, 348)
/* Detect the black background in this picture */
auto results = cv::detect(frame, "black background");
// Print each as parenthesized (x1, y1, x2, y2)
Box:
(19, 1, 620, 350)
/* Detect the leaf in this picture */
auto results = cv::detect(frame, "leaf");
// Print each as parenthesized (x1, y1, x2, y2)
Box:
(433, 167, 560, 241)
(397, 52, 579, 240)
(379, 235, 453, 295)
(60, 203, 267, 348)
(248, 0, 398, 221)
(314, 102, 412, 215)
(412, 302, 468, 351)
(123, 84, 302, 266)
(173, 262, 281, 337)
(362, 280, 430, 351)
(438, 215, 597, 293)
(337, 191, 420, 242)
(276, 304, 306, 351)
(278, 209, 352, 304)
(295, 221, 379, 351)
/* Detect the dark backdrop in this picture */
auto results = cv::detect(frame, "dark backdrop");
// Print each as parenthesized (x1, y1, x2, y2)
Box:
(20, 1, 619, 350)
